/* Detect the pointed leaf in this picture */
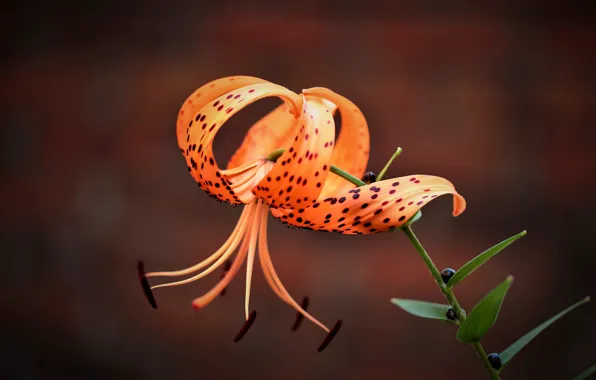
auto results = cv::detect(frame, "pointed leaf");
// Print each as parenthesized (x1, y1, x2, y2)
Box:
(391, 298, 455, 323)
(573, 363, 596, 380)
(499, 296, 590, 372)
(456, 276, 513, 343)
(447, 231, 526, 289)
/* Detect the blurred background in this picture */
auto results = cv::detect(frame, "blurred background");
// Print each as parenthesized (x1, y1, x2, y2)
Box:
(2, 0, 595, 379)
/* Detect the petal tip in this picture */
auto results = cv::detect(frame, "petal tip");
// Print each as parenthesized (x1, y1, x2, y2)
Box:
(452, 192, 467, 217)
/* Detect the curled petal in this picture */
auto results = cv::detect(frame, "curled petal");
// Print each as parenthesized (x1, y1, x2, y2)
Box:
(227, 103, 298, 169)
(303, 87, 370, 197)
(270, 175, 466, 234)
(177, 76, 268, 149)
(252, 96, 336, 209)
(178, 80, 302, 205)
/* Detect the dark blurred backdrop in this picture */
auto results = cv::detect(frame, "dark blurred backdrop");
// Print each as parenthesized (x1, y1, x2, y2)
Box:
(1, 1, 595, 379)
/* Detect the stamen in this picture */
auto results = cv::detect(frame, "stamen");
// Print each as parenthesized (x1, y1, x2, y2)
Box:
(291, 297, 310, 331)
(244, 203, 263, 318)
(148, 203, 256, 291)
(137, 261, 157, 309)
(145, 204, 252, 279)
(220, 260, 232, 296)
(233, 310, 257, 343)
(192, 202, 263, 309)
(260, 251, 288, 301)
(317, 320, 342, 352)
(257, 208, 330, 333)
(149, 227, 245, 291)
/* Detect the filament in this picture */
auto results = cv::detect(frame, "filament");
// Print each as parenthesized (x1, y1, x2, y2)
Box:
(244, 202, 265, 319)
(146, 203, 253, 279)
(258, 206, 330, 333)
(192, 201, 263, 309)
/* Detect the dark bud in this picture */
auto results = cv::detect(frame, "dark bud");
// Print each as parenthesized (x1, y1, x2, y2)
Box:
(233, 311, 257, 343)
(487, 353, 502, 370)
(138, 261, 157, 309)
(446, 308, 457, 321)
(317, 320, 342, 352)
(362, 171, 377, 184)
(291, 296, 310, 331)
(441, 268, 456, 284)
(220, 260, 232, 296)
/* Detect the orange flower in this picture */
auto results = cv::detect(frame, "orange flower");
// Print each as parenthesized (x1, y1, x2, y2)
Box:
(139, 76, 466, 350)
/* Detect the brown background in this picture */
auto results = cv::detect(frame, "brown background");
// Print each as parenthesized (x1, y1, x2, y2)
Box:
(1, 1, 595, 379)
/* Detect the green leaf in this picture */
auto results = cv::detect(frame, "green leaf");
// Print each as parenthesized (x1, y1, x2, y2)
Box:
(456, 276, 514, 343)
(391, 298, 455, 323)
(573, 363, 596, 380)
(499, 296, 590, 372)
(447, 231, 526, 289)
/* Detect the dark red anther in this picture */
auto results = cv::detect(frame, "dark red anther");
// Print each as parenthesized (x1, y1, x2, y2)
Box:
(137, 261, 157, 309)
(317, 320, 342, 352)
(233, 311, 257, 343)
(220, 260, 232, 296)
(291, 296, 310, 331)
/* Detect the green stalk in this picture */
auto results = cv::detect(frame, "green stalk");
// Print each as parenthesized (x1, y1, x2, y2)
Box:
(402, 225, 501, 380)
(377, 147, 402, 181)
(269, 147, 499, 377)
(330, 165, 366, 187)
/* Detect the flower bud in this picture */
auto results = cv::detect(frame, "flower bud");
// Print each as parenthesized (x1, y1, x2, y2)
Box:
(362, 171, 376, 184)
(441, 268, 456, 284)
(487, 353, 502, 370)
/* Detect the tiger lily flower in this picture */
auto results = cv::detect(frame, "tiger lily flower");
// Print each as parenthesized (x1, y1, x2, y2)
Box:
(138, 76, 466, 351)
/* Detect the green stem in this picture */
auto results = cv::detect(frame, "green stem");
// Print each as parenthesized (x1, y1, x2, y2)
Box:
(330, 165, 366, 187)
(267, 148, 366, 187)
(377, 147, 402, 181)
(401, 225, 501, 380)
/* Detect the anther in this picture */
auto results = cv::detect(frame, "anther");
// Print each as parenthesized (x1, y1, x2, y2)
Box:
(317, 320, 342, 352)
(137, 261, 157, 309)
(362, 171, 376, 184)
(220, 260, 232, 296)
(291, 296, 310, 331)
(446, 308, 456, 321)
(233, 310, 257, 343)
(441, 268, 456, 284)
(487, 353, 502, 370)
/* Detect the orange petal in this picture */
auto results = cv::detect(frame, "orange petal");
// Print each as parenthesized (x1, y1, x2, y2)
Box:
(270, 175, 466, 234)
(303, 87, 370, 197)
(179, 80, 302, 205)
(177, 76, 268, 150)
(227, 103, 297, 170)
(252, 96, 336, 209)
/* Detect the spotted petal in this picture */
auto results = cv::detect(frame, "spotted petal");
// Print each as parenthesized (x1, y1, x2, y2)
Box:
(252, 96, 336, 209)
(177, 76, 268, 149)
(227, 102, 298, 170)
(178, 80, 302, 205)
(303, 88, 370, 197)
(270, 175, 466, 234)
